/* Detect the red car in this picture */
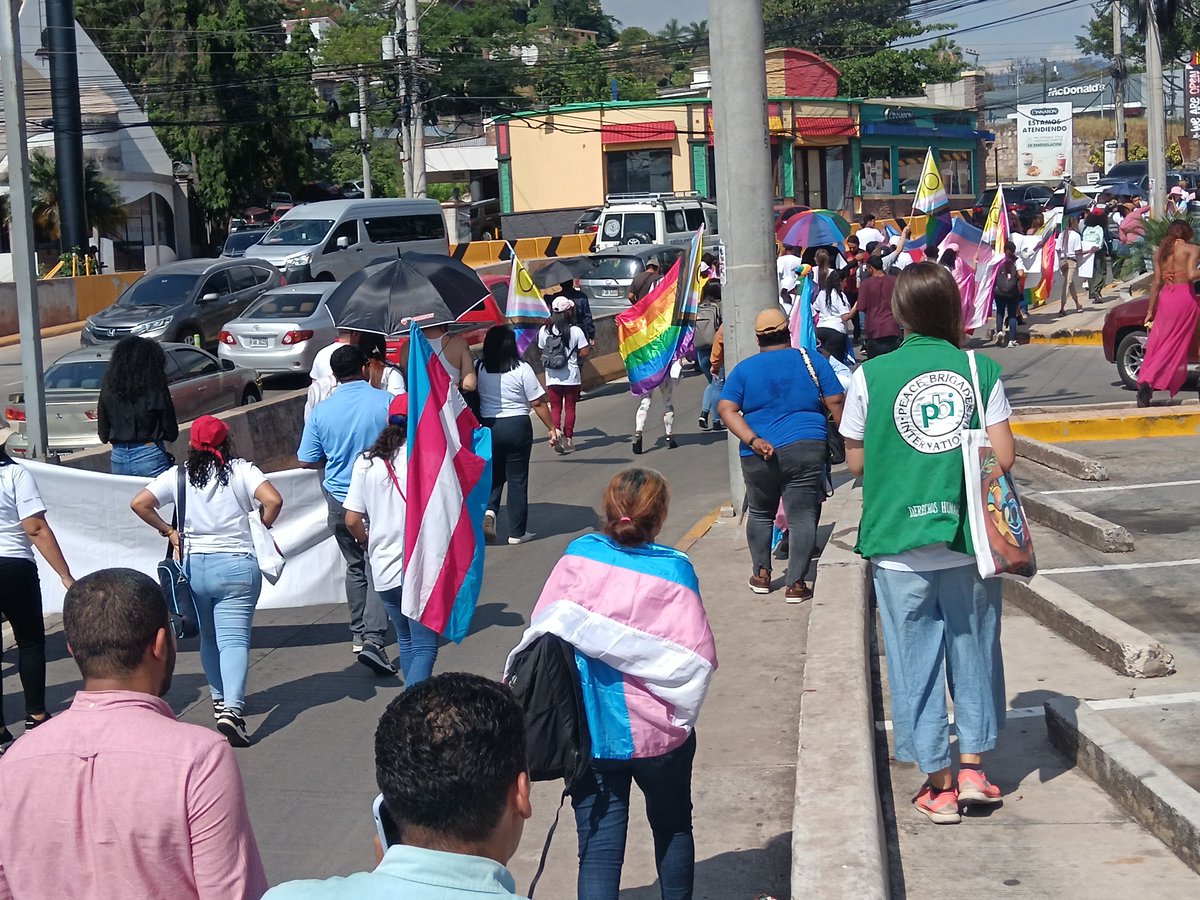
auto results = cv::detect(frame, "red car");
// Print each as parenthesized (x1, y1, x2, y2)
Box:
(385, 272, 508, 365)
(1102, 294, 1200, 389)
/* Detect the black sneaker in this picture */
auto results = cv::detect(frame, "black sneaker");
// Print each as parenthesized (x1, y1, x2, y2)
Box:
(358, 643, 397, 676)
(24, 713, 50, 732)
(632, 434, 643, 455)
(667, 436, 678, 449)
(212, 699, 225, 721)
(216, 710, 251, 748)
(698, 412, 710, 430)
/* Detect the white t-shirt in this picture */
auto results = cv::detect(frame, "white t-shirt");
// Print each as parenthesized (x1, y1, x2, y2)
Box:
(309, 340, 342, 382)
(305, 367, 405, 420)
(147, 460, 267, 556)
(839, 365, 1013, 572)
(0, 463, 45, 561)
(856, 226, 885, 248)
(814, 289, 851, 333)
(343, 450, 407, 593)
(477, 361, 545, 419)
(538, 325, 588, 387)
(1061, 229, 1083, 260)
(776, 254, 804, 292)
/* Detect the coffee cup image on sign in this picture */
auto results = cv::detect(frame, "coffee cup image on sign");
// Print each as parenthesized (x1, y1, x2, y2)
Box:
(1021, 151, 1033, 168)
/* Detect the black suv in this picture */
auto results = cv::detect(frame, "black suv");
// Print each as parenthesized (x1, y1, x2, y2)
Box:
(970, 184, 1055, 229)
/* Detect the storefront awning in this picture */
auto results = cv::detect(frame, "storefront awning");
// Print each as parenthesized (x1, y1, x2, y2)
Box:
(793, 115, 857, 147)
(601, 121, 676, 145)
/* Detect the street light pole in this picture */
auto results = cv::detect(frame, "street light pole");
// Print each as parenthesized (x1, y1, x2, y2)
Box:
(357, 67, 374, 200)
(1113, 1, 1126, 161)
(0, 0, 49, 459)
(709, 0, 775, 511)
(1146, 4, 1167, 216)
(404, 0, 426, 198)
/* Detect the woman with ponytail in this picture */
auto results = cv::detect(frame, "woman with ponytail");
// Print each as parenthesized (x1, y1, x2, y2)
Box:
(343, 395, 440, 688)
(1136, 220, 1200, 407)
(131, 415, 282, 746)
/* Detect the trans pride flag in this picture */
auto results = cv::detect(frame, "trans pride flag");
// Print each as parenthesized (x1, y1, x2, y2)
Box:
(967, 188, 1010, 331)
(504, 533, 717, 760)
(616, 227, 705, 395)
(505, 254, 550, 355)
(402, 324, 492, 642)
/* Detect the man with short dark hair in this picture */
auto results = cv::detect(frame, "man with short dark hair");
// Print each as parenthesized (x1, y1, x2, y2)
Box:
(264, 673, 533, 899)
(298, 344, 396, 674)
(856, 256, 902, 358)
(627, 259, 661, 302)
(0, 568, 267, 899)
(856, 214, 885, 249)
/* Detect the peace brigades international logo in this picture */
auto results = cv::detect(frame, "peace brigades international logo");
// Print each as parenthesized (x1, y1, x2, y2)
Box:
(893, 370, 975, 454)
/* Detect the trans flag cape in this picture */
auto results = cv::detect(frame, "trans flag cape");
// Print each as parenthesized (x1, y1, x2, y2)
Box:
(504, 533, 717, 760)
(789, 263, 818, 355)
(967, 187, 1010, 331)
(616, 227, 704, 396)
(402, 324, 492, 642)
(505, 254, 550, 356)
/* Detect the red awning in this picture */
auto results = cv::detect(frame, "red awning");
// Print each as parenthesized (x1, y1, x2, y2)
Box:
(793, 116, 857, 137)
(601, 120, 676, 145)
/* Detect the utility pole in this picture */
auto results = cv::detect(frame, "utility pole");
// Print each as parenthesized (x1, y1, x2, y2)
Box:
(45, 0, 87, 256)
(357, 67, 374, 199)
(392, 3, 412, 197)
(1041, 57, 1048, 102)
(1147, 5, 1167, 216)
(709, 0, 775, 510)
(1113, 1, 1126, 161)
(1, 0, 49, 459)
(404, 0, 426, 198)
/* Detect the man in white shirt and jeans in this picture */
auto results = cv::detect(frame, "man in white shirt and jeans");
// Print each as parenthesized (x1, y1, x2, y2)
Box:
(1056, 216, 1084, 316)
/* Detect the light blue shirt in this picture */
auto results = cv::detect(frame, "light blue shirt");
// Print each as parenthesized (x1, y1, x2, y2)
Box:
(263, 844, 528, 899)
(297, 379, 392, 501)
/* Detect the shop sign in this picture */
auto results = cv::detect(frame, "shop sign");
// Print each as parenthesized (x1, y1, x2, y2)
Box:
(1186, 58, 1200, 142)
(1016, 102, 1073, 182)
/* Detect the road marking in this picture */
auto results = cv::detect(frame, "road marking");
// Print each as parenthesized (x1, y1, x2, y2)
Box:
(875, 693, 1200, 732)
(1041, 479, 1200, 496)
(675, 505, 725, 554)
(1039, 558, 1200, 575)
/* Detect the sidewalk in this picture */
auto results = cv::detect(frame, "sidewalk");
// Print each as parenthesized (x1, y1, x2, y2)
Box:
(1023, 273, 1150, 345)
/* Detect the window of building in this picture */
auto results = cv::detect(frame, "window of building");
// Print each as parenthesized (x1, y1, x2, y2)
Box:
(940, 150, 974, 195)
(897, 148, 926, 197)
(606, 149, 672, 195)
(363, 214, 446, 243)
(861, 147, 892, 195)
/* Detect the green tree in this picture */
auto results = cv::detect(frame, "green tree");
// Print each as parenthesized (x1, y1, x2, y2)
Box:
(837, 47, 965, 98)
(684, 20, 709, 44)
(617, 26, 654, 46)
(28, 152, 127, 242)
(658, 18, 684, 44)
(529, 0, 617, 43)
(1076, 0, 1200, 66)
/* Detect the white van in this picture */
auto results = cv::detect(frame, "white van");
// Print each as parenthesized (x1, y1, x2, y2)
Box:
(593, 192, 719, 252)
(247, 198, 448, 282)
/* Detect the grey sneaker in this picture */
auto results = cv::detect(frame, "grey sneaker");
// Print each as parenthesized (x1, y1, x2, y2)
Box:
(358, 643, 397, 676)
(507, 532, 535, 545)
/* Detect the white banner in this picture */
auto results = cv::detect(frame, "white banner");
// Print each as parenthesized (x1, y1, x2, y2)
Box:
(1016, 102, 1073, 182)
(23, 460, 348, 615)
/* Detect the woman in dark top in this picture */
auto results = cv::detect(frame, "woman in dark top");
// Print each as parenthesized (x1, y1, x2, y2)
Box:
(97, 336, 179, 477)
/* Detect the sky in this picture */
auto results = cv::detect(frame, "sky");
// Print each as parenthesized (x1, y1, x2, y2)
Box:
(600, 0, 1098, 66)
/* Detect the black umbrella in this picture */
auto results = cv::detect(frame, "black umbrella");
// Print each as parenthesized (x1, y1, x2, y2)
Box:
(532, 257, 596, 289)
(324, 252, 492, 336)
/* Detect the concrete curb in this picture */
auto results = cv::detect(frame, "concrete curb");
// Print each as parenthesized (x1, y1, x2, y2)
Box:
(1011, 405, 1200, 443)
(1028, 330, 1103, 346)
(0, 320, 85, 348)
(792, 486, 890, 900)
(1015, 435, 1108, 480)
(1003, 576, 1175, 677)
(1023, 492, 1133, 552)
(1045, 696, 1200, 876)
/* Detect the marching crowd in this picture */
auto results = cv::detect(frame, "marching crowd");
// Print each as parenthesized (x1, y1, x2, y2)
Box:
(5, 192, 1188, 897)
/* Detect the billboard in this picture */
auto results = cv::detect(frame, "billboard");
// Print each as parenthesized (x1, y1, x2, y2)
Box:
(1016, 102, 1073, 182)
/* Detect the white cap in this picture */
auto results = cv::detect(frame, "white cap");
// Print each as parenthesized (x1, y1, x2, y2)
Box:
(551, 297, 575, 313)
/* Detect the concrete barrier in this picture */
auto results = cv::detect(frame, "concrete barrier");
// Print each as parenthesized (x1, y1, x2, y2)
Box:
(792, 485, 891, 900)
(0, 271, 142, 341)
(1015, 435, 1108, 480)
(1022, 492, 1134, 552)
(1003, 576, 1175, 677)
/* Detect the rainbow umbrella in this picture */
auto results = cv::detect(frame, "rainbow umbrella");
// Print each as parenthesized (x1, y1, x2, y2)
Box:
(778, 209, 851, 247)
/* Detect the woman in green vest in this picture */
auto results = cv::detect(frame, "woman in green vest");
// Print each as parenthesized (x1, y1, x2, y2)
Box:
(839, 262, 1016, 825)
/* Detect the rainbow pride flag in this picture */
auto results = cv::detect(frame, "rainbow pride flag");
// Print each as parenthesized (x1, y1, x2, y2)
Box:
(616, 227, 705, 395)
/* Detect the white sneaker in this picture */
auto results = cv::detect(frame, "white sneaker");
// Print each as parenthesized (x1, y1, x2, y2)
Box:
(508, 533, 535, 545)
(1008, 340, 1018, 348)
(483, 511, 496, 542)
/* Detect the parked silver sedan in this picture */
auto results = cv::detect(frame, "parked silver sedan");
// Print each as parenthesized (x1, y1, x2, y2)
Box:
(217, 284, 339, 376)
(3, 343, 262, 457)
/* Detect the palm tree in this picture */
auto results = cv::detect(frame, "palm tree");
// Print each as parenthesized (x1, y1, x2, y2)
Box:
(28, 151, 126, 244)
(658, 18, 684, 44)
(928, 36, 963, 63)
(684, 20, 708, 45)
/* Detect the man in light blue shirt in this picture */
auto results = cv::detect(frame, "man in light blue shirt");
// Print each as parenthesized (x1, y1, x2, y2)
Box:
(298, 344, 394, 674)
(264, 674, 533, 899)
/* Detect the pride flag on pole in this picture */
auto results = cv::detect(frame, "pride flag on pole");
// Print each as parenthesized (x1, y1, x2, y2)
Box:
(913, 147, 953, 253)
(504, 254, 550, 355)
(969, 185, 1011, 331)
(616, 227, 704, 395)
(402, 324, 492, 643)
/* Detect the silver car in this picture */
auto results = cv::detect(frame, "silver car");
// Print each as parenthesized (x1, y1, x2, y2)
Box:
(217, 284, 339, 376)
(578, 244, 686, 314)
(3, 344, 262, 457)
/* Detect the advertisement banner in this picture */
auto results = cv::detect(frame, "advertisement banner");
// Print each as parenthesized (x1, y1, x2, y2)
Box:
(1186, 60, 1200, 144)
(1016, 102, 1073, 182)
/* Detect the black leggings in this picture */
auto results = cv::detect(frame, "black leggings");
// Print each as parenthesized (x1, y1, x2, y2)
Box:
(484, 415, 533, 538)
(816, 327, 848, 362)
(0, 557, 47, 721)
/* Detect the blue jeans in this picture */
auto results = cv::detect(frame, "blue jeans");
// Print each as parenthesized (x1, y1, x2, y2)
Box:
(110, 441, 172, 477)
(695, 345, 724, 416)
(872, 564, 1005, 773)
(185, 552, 261, 712)
(377, 587, 439, 687)
(571, 732, 697, 900)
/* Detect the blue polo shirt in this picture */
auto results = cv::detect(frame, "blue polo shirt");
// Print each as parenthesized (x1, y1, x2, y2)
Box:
(262, 844, 528, 899)
(720, 347, 844, 456)
(297, 379, 392, 500)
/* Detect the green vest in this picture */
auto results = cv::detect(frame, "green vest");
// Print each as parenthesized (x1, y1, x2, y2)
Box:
(855, 334, 1002, 559)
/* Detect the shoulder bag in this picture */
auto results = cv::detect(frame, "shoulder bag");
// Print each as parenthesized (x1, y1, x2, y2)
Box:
(961, 351, 1037, 579)
(230, 464, 286, 584)
(797, 348, 846, 465)
(156, 466, 199, 639)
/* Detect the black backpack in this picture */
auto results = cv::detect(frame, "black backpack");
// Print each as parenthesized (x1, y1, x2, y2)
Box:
(540, 327, 569, 370)
(506, 633, 592, 896)
(995, 260, 1019, 296)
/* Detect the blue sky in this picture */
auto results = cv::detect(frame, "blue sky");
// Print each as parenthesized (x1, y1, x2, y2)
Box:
(600, 0, 1097, 65)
